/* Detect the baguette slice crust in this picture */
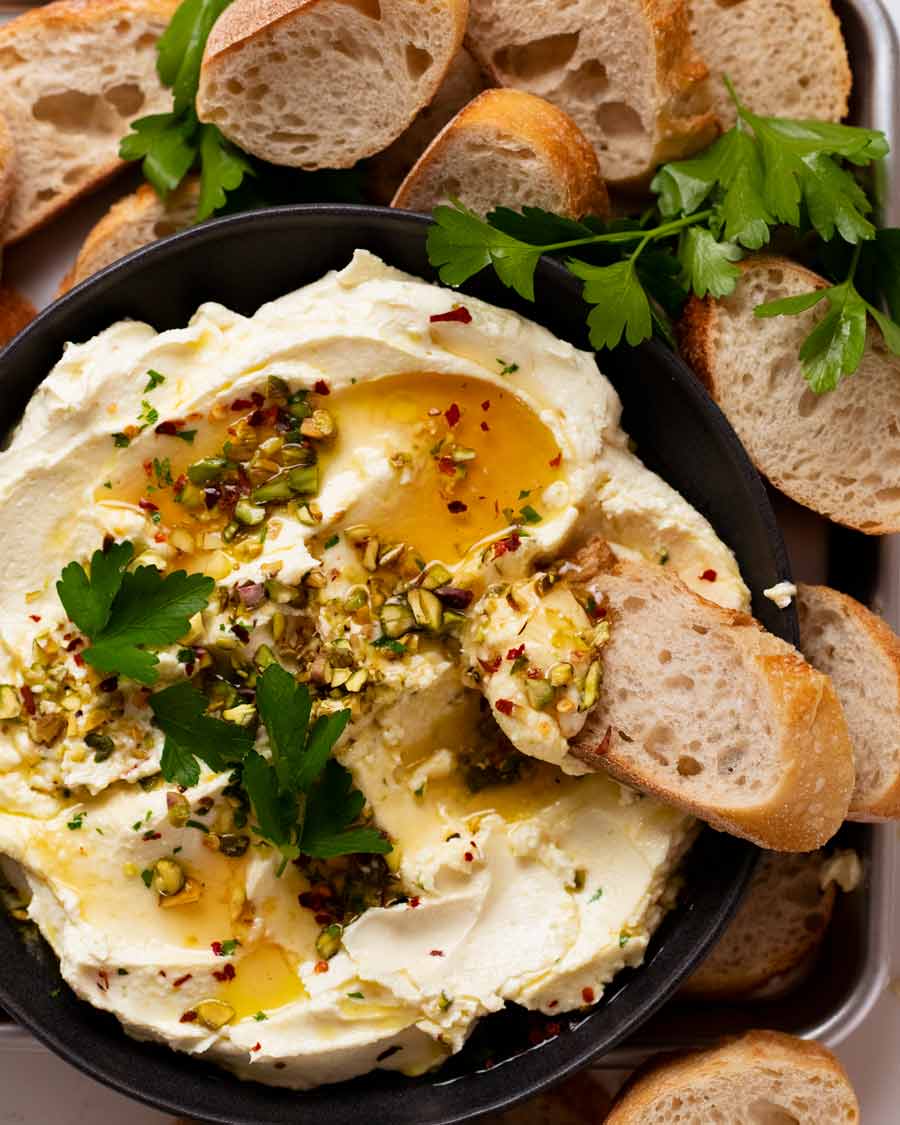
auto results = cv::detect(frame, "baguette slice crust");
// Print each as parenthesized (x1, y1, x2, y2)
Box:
(465, 0, 717, 185)
(0, 0, 177, 244)
(688, 0, 851, 127)
(391, 88, 608, 218)
(798, 583, 900, 820)
(0, 112, 15, 234)
(197, 0, 468, 170)
(680, 256, 900, 534)
(0, 286, 36, 348)
(567, 540, 854, 851)
(681, 850, 835, 999)
(369, 48, 486, 204)
(606, 1030, 859, 1124)
(58, 178, 200, 296)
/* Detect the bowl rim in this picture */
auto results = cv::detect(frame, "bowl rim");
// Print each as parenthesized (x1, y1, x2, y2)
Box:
(0, 203, 772, 1124)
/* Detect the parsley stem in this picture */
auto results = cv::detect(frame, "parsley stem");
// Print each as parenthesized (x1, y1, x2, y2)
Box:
(539, 210, 714, 255)
(846, 240, 863, 281)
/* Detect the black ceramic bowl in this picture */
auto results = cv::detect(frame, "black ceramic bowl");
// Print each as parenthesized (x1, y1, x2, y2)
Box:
(0, 206, 785, 1124)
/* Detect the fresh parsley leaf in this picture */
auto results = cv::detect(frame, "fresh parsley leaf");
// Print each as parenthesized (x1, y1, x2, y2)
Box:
(300, 759, 391, 858)
(867, 305, 900, 354)
(679, 228, 741, 298)
(242, 749, 295, 851)
(301, 711, 352, 793)
(120, 111, 198, 197)
(144, 369, 166, 392)
(427, 202, 543, 300)
(486, 205, 598, 245)
(256, 663, 312, 789)
(871, 227, 900, 321)
(197, 124, 255, 221)
(112, 432, 131, 448)
(157, 0, 232, 114)
(754, 289, 830, 319)
(57, 541, 134, 638)
(567, 258, 653, 349)
(82, 566, 213, 684)
(152, 680, 255, 788)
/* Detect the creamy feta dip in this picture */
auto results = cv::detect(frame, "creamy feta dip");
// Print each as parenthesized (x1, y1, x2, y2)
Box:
(0, 252, 747, 1089)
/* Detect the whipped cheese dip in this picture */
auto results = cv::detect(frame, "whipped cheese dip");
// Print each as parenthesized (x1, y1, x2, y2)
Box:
(0, 252, 746, 1089)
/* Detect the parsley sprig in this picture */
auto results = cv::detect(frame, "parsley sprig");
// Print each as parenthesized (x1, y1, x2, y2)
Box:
(56, 541, 213, 684)
(119, 0, 253, 220)
(152, 662, 390, 863)
(427, 78, 900, 393)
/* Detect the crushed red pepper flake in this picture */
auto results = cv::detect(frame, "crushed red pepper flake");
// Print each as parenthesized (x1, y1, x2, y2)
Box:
(142, 830, 161, 841)
(444, 402, 461, 427)
(180, 1010, 198, 1023)
(73, 653, 85, 667)
(437, 457, 458, 476)
(138, 497, 158, 512)
(251, 1042, 262, 1053)
(495, 699, 514, 716)
(700, 569, 717, 581)
(480, 421, 490, 432)
(464, 852, 474, 862)
(447, 500, 468, 514)
(21, 686, 36, 715)
(97, 970, 109, 992)
(492, 533, 521, 558)
(230, 398, 252, 411)
(314, 379, 331, 395)
(429, 950, 444, 957)
(582, 987, 595, 1005)
(408, 896, 421, 909)
(173, 973, 192, 989)
(481, 400, 490, 411)
(506, 644, 525, 661)
(549, 452, 562, 468)
(154, 419, 184, 436)
(479, 656, 501, 674)
(430, 306, 472, 324)
(213, 963, 236, 982)
(28, 614, 41, 623)
(314, 960, 329, 974)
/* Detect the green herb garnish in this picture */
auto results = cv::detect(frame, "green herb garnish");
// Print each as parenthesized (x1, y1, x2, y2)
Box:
(56, 540, 213, 685)
(151, 679, 254, 788)
(144, 369, 166, 392)
(66, 812, 85, 831)
(427, 78, 900, 393)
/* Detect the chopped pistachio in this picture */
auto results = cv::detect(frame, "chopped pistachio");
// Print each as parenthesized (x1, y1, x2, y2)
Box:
(196, 999, 235, 1030)
(254, 644, 276, 670)
(266, 375, 289, 400)
(219, 834, 250, 858)
(380, 600, 416, 638)
(304, 570, 327, 589)
(315, 923, 343, 960)
(251, 473, 295, 503)
(280, 443, 316, 467)
(28, 713, 66, 746)
(344, 524, 373, 545)
(0, 685, 21, 719)
(330, 667, 351, 688)
(187, 457, 228, 485)
(296, 503, 322, 526)
(548, 662, 574, 687)
(287, 465, 319, 495)
(362, 537, 380, 572)
(377, 543, 406, 568)
(235, 499, 266, 526)
(592, 621, 611, 648)
(169, 528, 196, 555)
(158, 877, 203, 909)
(300, 410, 335, 440)
(152, 858, 186, 898)
(421, 563, 453, 590)
(345, 668, 369, 693)
(272, 612, 286, 642)
(166, 792, 191, 828)
(448, 445, 476, 462)
(525, 679, 554, 710)
(408, 588, 443, 631)
(580, 661, 602, 711)
(222, 703, 257, 726)
(344, 586, 368, 612)
(222, 521, 240, 544)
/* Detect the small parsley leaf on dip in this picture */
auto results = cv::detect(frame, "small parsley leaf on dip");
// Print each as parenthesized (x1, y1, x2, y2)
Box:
(242, 663, 387, 861)
(56, 542, 214, 684)
(144, 369, 166, 392)
(151, 680, 254, 788)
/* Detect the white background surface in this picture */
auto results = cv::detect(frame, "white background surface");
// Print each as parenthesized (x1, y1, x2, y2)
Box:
(2, 1, 900, 1120)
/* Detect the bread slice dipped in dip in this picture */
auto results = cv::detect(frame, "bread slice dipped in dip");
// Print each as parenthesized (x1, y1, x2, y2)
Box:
(0, 252, 747, 1088)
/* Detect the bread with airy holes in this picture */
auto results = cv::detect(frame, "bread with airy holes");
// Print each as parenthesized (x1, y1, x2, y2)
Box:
(682, 850, 836, 999)
(679, 256, 900, 534)
(798, 583, 900, 820)
(606, 1030, 859, 1124)
(464, 0, 717, 186)
(687, 0, 851, 128)
(369, 48, 486, 204)
(196, 0, 468, 170)
(566, 539, 854, 851)
(392, 88, 608, 217)
(58, 178, 200, 296)
(0, 0, 177, 244)
(0, 112, 15, 235)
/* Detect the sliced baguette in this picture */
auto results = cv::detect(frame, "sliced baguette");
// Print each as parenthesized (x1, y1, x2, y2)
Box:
(0, 112, 15, 235)
(58, 178, 200, 296)
(196, 0, 468, 170)
(369, 48, 487, 204)
(687, 0, 851, 128)
(391, 88, 608, 218)
(606, 1030, 860, 1124)
(0, 286, 36, 347)
(0, 0, 177, 244)
(464, 0, 717, 186)
(681, 850, 836, 1000)
(679, 256, 900, 535)
(798, 584, 900, 820)
(566, 539, 854, 851)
